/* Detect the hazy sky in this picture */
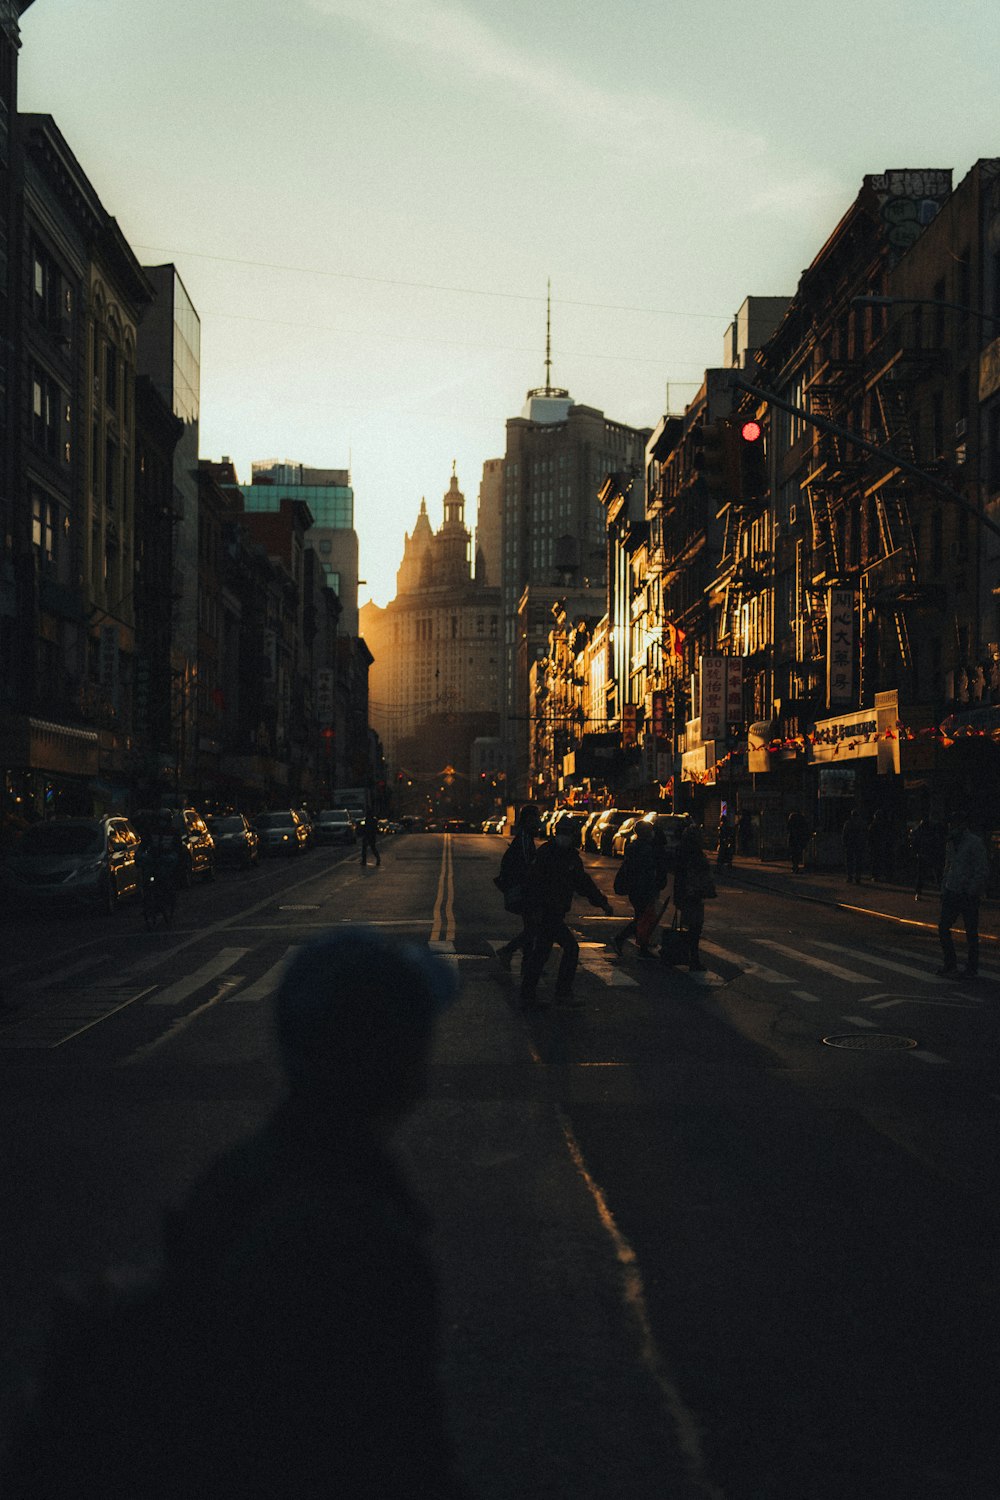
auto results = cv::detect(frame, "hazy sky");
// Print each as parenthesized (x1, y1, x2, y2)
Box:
(19, 0, 999, 605)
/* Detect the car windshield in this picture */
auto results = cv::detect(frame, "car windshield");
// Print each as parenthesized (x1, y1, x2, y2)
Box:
(18, 824, 103, 858)
(209, 817, 245, 833)
(256, 813, 294, 829)
(319, 811, 349, 823)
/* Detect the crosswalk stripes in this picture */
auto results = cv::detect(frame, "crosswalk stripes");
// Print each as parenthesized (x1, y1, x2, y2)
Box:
(756, 940, 871, 983)
(144, 948, 249, 1006)
(698, 939, 794, 985)
(809, 940, 952, 985)
(225, 947, 301, 1003)
(577, 943, 638, 988)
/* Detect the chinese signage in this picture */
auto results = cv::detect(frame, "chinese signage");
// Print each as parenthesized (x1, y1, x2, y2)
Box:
(622, 704, 637, 747)
(316, 667, 334, 725)
(826, 588, 856, 707)
(650, 689, 668, 739)
(699, 656, 727, 739)
(699, 657, 744, 741)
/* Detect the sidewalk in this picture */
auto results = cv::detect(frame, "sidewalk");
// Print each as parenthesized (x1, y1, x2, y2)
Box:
(722, 856, 999, 944)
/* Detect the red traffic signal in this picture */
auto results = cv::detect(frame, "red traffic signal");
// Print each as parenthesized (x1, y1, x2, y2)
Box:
(740, 419, 762, 443)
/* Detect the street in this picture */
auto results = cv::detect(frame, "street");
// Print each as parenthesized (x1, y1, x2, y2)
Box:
(1, 833, 998, 1499)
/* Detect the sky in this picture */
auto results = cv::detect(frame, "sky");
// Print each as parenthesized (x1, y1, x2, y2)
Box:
(18, 0, 1000, 606)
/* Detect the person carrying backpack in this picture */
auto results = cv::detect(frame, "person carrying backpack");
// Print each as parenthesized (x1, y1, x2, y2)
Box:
(610, 820, 669, 958)
(494, 804, 541, 971)
(519, 817, 612, 1009)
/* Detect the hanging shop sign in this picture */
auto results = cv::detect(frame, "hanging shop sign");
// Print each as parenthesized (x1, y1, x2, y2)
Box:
(681, 742, 716, 784)
(826, 588, 856, 708)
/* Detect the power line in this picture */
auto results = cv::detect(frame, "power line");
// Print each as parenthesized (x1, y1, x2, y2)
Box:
(134, 244, 730, 323)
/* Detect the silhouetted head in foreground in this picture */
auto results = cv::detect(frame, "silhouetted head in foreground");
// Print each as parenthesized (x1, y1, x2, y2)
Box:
(274, 926, 458, 1127)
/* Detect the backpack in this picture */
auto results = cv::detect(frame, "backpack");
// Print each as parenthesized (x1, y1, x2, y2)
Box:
(495, 838, 529, 913)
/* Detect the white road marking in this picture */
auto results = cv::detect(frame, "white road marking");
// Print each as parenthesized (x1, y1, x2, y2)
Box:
(226, 947, 301, 1003)
(145, 948, 248, 1006)
(698, 939, 793, 984)
(792, 990, 821, 1003)
(911, 1050, 950, 1065)
(810, 941, 954, 986)
(578, 945, 638, 988)
(841, 1015, 879, 1028)
(757, 940, 869, 983)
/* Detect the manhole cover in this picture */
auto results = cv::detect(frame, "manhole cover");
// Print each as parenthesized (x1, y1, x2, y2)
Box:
(822, 1033, 918, 1051)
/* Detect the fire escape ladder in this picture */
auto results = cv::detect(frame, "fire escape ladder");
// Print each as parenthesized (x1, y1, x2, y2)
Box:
(893, 606, 912, 674)
(876, 488, 919, 581)
(808, 389, 841, 464)
(874, 380, 917, 467)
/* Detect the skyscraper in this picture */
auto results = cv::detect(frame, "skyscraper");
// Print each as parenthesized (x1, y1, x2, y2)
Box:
(501, 305, 651, 794)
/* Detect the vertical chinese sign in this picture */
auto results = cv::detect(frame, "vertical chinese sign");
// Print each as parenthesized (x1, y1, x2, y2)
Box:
(826, 588, 856, 707)
(699, 656, 727, 739)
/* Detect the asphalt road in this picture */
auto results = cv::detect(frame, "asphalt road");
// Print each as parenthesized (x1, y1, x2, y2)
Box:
(1, 834, 997, 1499)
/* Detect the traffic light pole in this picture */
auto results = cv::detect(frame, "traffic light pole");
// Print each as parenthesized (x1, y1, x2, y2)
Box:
(724, 373, 1000, 544)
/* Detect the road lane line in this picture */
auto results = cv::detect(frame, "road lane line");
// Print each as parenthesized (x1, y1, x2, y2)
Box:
(792, 990, 821, 1003)
(430, 834, 455, 944)
(226, 947, 301, 1003)
(123, 978, 241, 1065)
(841, 1015, 879, 1028)
(911, 1050, 950, 1065)
(145, 948, 248, 1006)
(757, 940, 869, 983)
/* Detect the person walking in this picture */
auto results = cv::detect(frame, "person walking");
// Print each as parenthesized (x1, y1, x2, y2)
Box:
(716, 814, 736, 871)
(672, 821, 716, 971)
(359, 810, 381, 867)
(937, 810, 989, 978)
(519, 817, 612, 1009)
(842, 806, 868, 885)
(787, 809, 810, 875)
(610, 819, 669, 958)
(2, 928, 469, 1498)
(495, 803, 541, 971)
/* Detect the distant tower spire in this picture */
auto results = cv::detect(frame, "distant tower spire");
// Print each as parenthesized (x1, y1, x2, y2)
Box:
(527, 278, 569, 402)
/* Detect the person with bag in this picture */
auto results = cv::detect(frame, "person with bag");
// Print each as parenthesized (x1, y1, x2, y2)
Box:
(610, 820, 669, 959)
(669, 820, 716, 972)
(519, 816, 612, 1009)
(494, 803, 541, 971)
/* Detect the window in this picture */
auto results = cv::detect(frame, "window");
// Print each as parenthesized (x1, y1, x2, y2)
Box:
(105, 345, 118, 409)
(31, 490, 57, 565)
(31, 369, 60, 458)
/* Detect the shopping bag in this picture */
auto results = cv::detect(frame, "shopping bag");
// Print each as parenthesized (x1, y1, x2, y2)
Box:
(636, 895, 671, 948)
(659, 913, 690, 967)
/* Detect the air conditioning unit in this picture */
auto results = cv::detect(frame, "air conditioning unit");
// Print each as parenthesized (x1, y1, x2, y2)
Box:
(955, 417, 968, 438)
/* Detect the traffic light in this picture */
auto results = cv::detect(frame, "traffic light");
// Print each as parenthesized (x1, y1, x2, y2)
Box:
(695, 420, 739, 500)
(737, 417, 767, 501)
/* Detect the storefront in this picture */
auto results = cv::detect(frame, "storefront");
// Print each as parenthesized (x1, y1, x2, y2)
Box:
(0, 714, 100, 830)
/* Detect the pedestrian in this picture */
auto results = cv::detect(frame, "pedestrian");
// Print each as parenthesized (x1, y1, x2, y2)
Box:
(519, 816, 612, 1009)
(359, 809, 381, 866)
(842, 806, 868, 884)
(787, 809, 810, 874)
(716, 814, 736, 871)
(2, 928, 468, 1499)
(937, 810, 989, 978)
(737, 807, 753, 857)
(911, 814, 938, 901)
(672, 821, 716, 971)
(494, 803, 541, 971)
(610, 819, 669, 958)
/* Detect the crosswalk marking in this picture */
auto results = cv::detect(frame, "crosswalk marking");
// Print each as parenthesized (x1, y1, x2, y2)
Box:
(578, 944, 639, 988)
(699, 939, 793, 985)
(756, 940, 870, 983)
(810, 941, 950, 985)
(145, 948, 249, 1006)
(226, 948, 301, 1003)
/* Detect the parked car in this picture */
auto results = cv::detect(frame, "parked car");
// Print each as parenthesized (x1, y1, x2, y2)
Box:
(254, 809, 309, 857)
(205, 812, 259, 869)
(642, 812, 689, 868)
(0, 815, 142, 914)
(611, 816, 643, 858)
(132, 807, 215, 886)
(580, 811, 603, 851)
(314, 808, 356, 846)
(594, 809, 643, 857)
(551, 810, 589, 845)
